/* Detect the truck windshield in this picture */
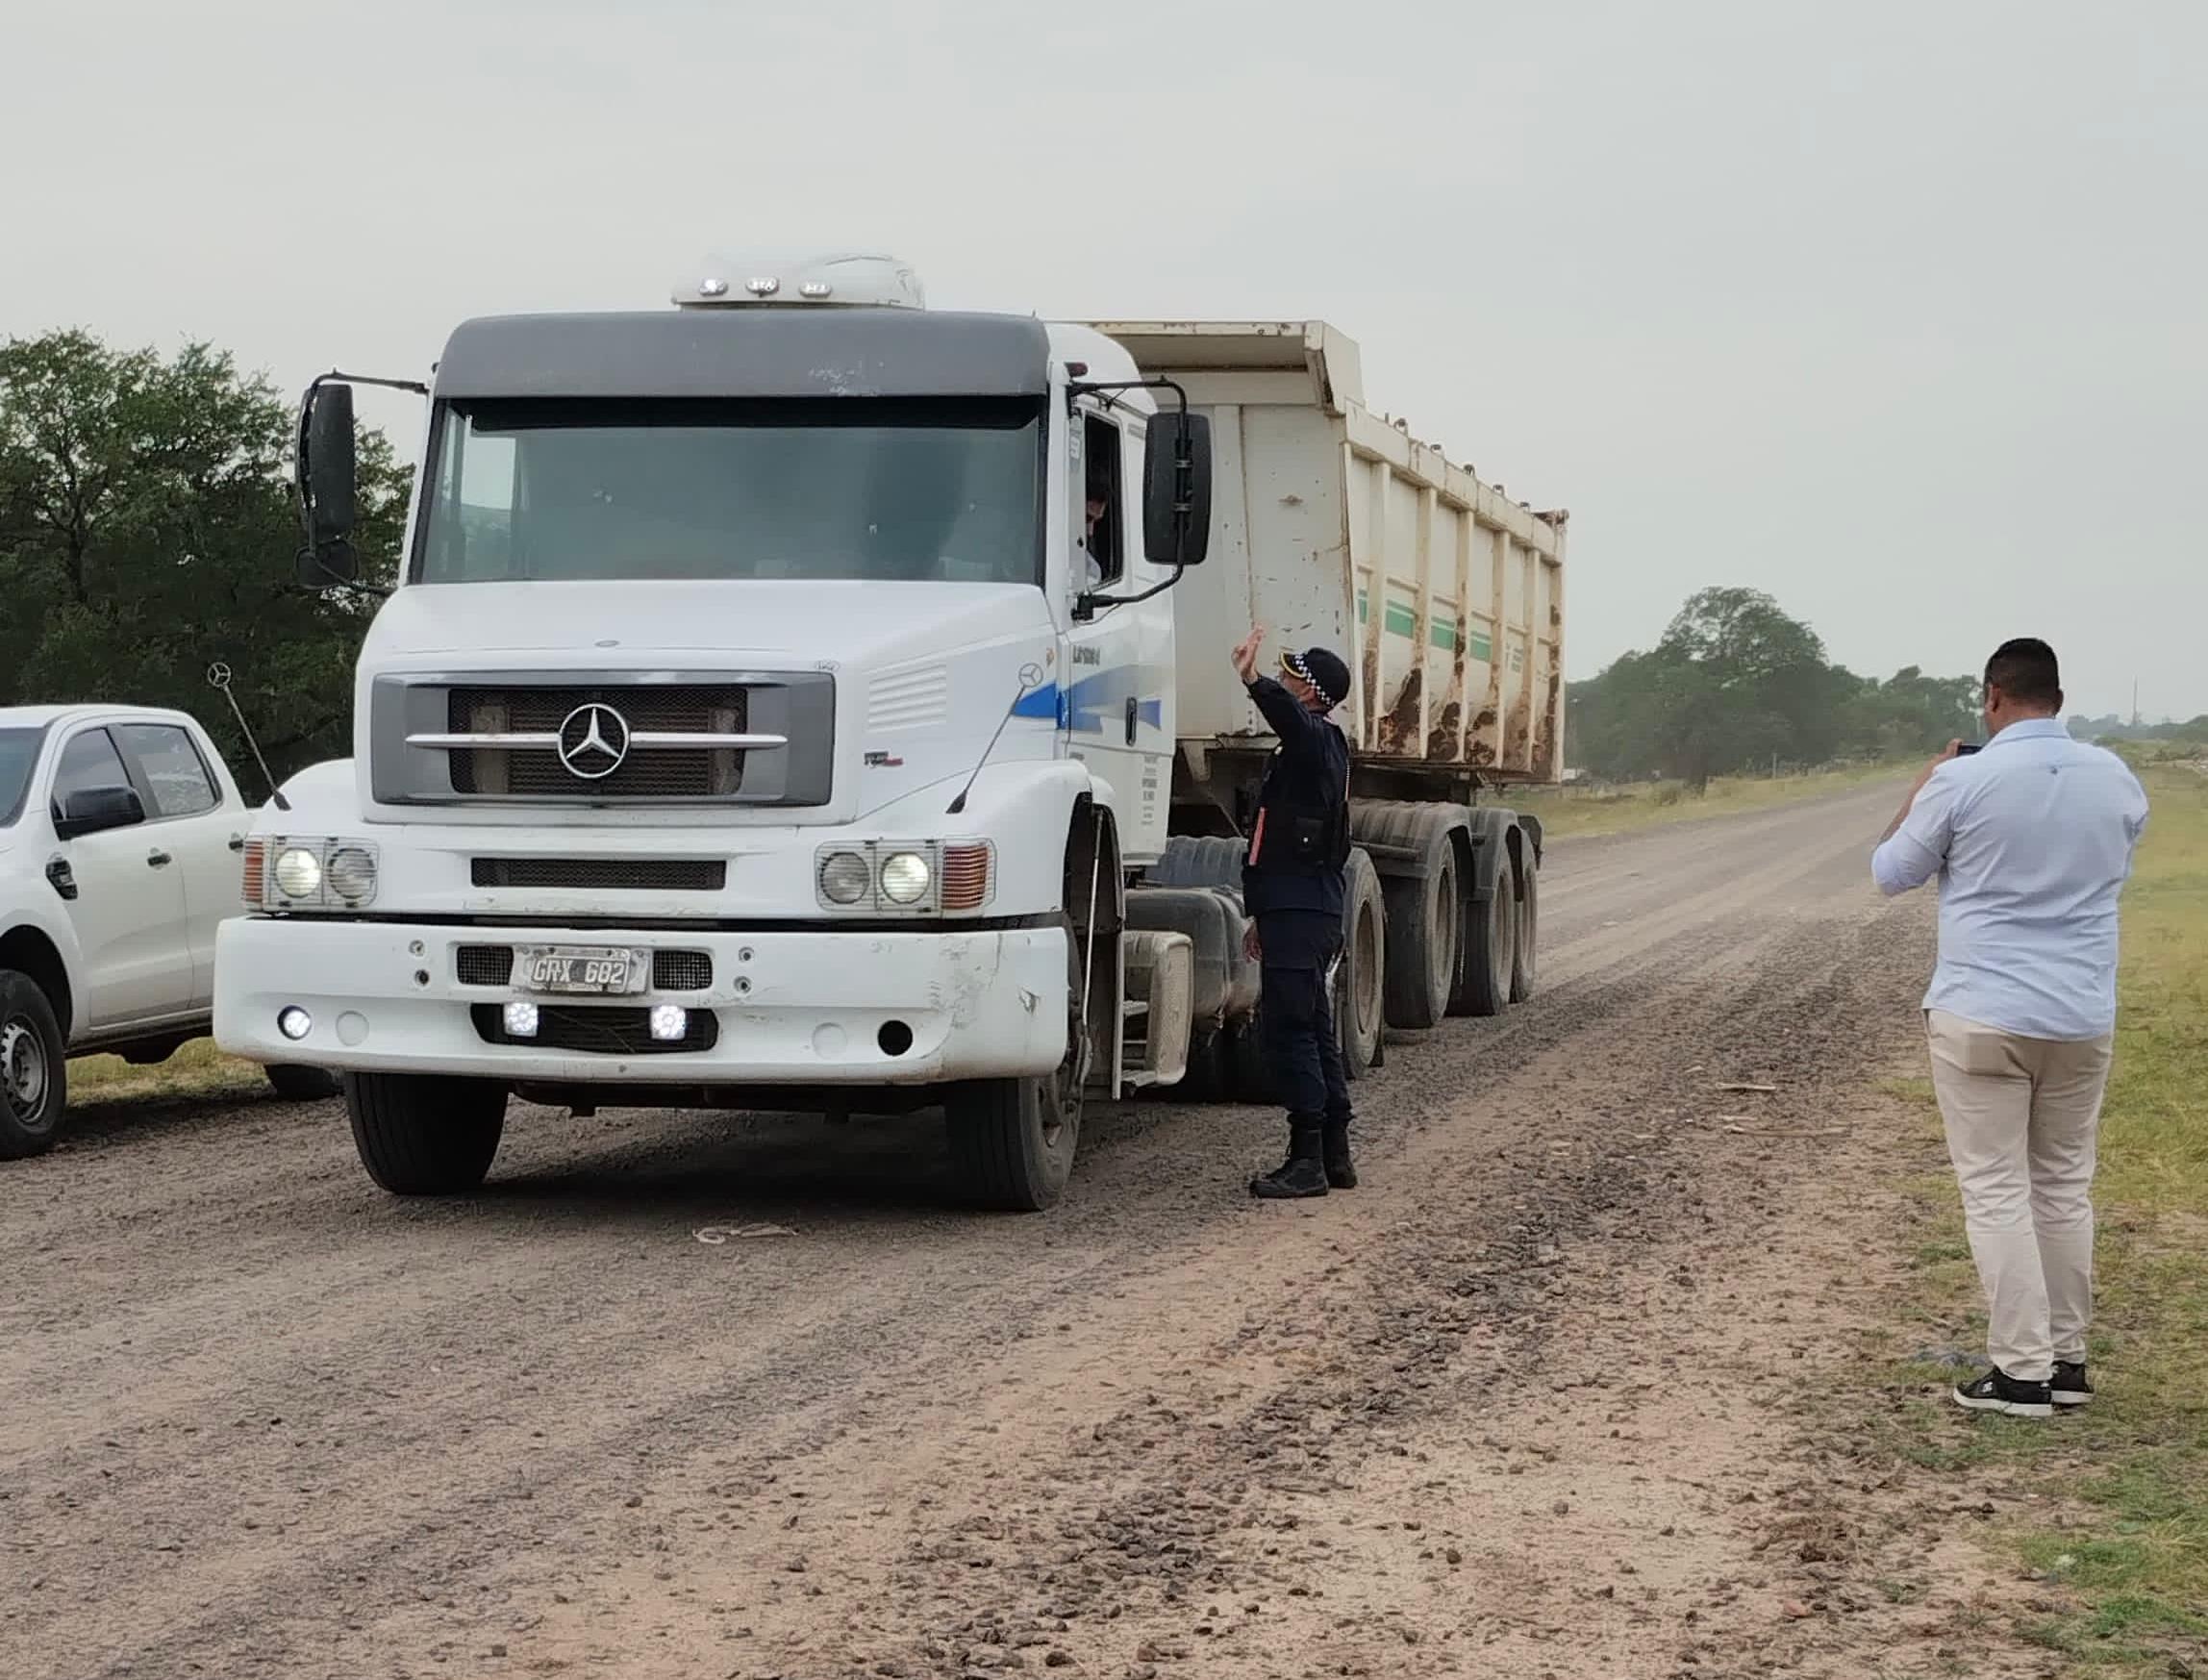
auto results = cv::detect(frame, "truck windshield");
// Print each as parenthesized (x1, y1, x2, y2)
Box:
(415, 396, 1045, 587)
(0, 728, 43, 828)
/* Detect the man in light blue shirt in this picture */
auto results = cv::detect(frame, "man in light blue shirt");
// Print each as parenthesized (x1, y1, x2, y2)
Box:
(1873, 639, 2147, 1418)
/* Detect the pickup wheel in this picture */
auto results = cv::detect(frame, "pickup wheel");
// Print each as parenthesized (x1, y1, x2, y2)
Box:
(265, 1064, 340, 1102)
(0, 970, 67, 1161)
(344, 1072, 507, 1194)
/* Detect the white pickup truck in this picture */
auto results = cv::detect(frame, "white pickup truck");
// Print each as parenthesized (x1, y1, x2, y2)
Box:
(0, 705, 335, 1158)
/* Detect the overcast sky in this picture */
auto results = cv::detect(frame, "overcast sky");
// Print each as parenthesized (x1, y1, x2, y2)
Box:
(7, 0, 2202, 717)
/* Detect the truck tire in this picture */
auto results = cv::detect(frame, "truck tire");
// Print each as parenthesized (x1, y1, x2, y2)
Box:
(0, 970, 67, 1161)
(1227, 1016, 1272, 1104)
(265, 1064, 340, 1102)
(1339, 847, 1386, 1077)
(1510, 851, 1540, 1003)
(1453, 859, 1518, 1019)
(944, 1072, 1079, 1211)
(1380, 829, 1461, 1030)
(1146, 834, 1246, 890)
(345, 1072, 507, 1194)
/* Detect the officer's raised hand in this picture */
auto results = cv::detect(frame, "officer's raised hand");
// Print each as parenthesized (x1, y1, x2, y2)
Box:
(1231, 624, 1265, 684)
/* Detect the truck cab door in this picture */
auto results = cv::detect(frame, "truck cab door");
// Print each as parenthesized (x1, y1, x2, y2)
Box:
(46, 724, 194, 1035)
(109, 721, 239, 1013)
(1066, 407, 1173, 865)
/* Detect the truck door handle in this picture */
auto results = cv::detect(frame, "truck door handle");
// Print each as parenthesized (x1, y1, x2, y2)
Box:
(229, 833, 245, 852)
(147, 849, 173, 868)
(1125, 696, 1139, 745)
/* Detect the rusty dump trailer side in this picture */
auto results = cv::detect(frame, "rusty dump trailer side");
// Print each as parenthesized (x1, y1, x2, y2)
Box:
(1091, 320, 1568, 808)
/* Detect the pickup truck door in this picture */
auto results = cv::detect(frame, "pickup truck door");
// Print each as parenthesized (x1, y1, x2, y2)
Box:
(47, 724, 195, 1034)
(109, 720, 243, 1012)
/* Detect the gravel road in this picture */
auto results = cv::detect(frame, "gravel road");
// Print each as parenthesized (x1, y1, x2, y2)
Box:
(2, 783, 1946, 1679)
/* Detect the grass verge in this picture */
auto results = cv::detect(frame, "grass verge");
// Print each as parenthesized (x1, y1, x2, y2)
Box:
(1515, 762, 1904, 840)
(1855, 765, 2208, 1673)
(68, 1038, 267, 1106)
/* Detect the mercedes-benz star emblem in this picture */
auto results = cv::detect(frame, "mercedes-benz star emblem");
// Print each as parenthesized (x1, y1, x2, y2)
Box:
(557, 703, 631, 780)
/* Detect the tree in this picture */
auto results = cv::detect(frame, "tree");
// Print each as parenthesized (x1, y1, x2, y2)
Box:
(1568, 588, 1982, 787)
(0, 331, 412, 781)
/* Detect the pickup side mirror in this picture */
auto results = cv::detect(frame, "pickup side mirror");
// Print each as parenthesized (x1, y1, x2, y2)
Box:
(55, 784, 146, 841)
(296, 380, 360, 586)
(1142, 409, 1213, 566)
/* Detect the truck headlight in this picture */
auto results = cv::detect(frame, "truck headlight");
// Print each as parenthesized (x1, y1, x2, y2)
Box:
(250, 837, 380, 911)
(817, 850, 870, 906)
(813, 840, 992, 914)
(879, 851, 932, 905)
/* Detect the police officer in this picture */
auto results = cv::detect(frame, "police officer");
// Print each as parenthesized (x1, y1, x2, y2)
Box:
(1230, 625, 1356, 1199)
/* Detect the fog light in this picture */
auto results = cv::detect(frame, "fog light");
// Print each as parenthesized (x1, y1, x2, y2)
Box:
(502, 1001, 540, 1039)
(649, 1005, 689, 1042)
(277, 1006, 313, 1041)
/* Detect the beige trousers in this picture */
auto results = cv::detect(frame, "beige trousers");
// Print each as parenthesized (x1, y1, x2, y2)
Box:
(1926, 1010, 2113, 1383)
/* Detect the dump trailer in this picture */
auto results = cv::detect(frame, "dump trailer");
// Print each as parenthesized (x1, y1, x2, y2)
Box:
(1111, 321, 1565, 1095)
(214, 255, 1565, 1212)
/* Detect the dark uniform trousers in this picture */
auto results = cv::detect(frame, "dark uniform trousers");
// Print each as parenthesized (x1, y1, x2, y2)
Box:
(1258, 909, 1351, 1118)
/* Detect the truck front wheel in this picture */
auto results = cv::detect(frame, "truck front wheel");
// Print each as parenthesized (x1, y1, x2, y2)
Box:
(345, 1072, 508, 1195)
(943, 1066, 1080, 1212)
(0, 970, 67, 1161)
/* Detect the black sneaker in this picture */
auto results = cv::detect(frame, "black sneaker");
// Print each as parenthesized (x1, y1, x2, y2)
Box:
(1953, 1367, 2052, 1418)
(2050, 1361, 2094, 1408)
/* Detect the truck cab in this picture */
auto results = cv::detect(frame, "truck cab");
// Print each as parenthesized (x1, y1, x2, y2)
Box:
(215, 255, 1214, 1209)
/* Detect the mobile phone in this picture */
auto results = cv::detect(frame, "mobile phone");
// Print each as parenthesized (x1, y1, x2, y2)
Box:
(1954, 742, 1981, 756)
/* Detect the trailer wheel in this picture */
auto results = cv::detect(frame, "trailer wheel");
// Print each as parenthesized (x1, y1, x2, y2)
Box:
(1338, 848, 1386, 1077)
(1452, 859, 1518, 1018)
(1381, 830, 1461, 1030)
(0, 970, 67, 1162)
(1510, 851, 1540, 1003)
(345, 1072, 507, 1194)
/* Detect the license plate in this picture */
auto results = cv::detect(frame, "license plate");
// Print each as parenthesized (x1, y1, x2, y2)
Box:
(514, 945, 647, 995)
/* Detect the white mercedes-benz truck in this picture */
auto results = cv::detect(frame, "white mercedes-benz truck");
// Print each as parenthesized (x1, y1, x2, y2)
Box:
(215, 254, 1566, 1211)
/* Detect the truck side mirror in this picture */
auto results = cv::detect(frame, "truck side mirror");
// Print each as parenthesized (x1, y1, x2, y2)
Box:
(54, 784, 146, 840)
(297, 381, 361, 586)
(1142, 409, 1212, 566)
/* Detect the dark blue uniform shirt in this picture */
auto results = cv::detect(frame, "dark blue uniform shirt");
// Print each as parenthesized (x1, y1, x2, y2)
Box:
(1240, 675, 1350, 922)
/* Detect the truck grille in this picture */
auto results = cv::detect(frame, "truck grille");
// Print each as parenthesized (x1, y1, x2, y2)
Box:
(447, 685, 749, 798)
(455, 946, 713, 991)
(468, 858, 726, 891)
(469, 1003, 719, 1055)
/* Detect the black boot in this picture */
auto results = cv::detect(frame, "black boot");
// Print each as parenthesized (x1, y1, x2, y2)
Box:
(1250, 1114, 1329, 1199)
(1321, 1112, 1357, 1190)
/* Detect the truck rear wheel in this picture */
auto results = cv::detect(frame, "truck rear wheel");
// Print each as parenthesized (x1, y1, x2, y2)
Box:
(1381, 831, 1461, 1031)
(1339, 848, 1386, 1077)
(1511, 853, 1540, 1003)
(0, 970, 67, 1162)
(345, 1072, 507, 1194)
(1452, 862, 1518, 1019)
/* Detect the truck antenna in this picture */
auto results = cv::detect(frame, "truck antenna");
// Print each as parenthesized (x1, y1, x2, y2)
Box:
(207, 664, 291, 812)
(948, 664, 1047, 815)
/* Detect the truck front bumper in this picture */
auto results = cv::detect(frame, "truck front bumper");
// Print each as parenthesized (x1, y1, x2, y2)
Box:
(213, 917, 1068, 1086)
